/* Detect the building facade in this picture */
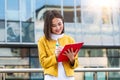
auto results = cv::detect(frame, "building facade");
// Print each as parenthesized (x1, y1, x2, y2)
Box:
(0, 0, 120, 80)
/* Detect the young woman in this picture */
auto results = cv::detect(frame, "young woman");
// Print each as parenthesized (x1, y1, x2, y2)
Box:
(38, 10, 79, 80)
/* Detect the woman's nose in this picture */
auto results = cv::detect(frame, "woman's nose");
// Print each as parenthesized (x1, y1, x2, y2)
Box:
(56, 25, 60, 29)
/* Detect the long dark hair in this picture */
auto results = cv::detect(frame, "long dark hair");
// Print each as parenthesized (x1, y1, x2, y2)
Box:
(43, 10, 64, 40)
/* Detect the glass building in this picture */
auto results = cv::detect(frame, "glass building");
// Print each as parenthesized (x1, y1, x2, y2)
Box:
(0, 0, 120, 80)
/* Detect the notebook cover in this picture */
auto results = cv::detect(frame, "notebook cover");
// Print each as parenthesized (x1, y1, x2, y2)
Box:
(57, 42, 84, 62)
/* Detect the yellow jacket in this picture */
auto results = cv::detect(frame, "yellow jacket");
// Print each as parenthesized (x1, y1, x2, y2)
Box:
(38, 34, 79, 77)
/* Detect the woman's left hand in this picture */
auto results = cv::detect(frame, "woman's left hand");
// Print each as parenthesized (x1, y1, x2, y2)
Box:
(64, 48, 78, 63)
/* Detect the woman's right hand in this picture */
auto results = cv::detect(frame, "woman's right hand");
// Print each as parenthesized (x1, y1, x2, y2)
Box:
(55, 46, 63, 58)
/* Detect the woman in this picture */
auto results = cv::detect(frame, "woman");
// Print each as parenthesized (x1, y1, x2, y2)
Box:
(38, 10, 79, 80)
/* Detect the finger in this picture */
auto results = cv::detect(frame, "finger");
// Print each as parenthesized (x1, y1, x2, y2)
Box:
(71, 48, 73, 53)
(75, 49, 78, 53)
(74, 49, 79, 56)
(67, 49, 71, 53)
(64, 51, 69, 56)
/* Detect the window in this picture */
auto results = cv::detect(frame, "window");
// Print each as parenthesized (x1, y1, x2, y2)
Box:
(78, 49, 85, 57)
(0, 0, 5, 19)
(20, 0, 33, 22)
(81, 6, 98, 24)
(87, 49, 104, 57)
(30, 48, 43, 79)
(22, 22, 35, 42)
(101, 7, 113, 24)
(7, 0, 19, 20)
(63, 0, 74, 22)
(0, 21, 5, 42)
(7, 21, 20, 42)
(107, 49, 120, 67)
(107, 49, 120, 80)
(76, 0, 81, 23)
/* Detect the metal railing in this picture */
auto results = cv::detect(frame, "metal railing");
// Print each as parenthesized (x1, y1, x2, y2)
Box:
(0, 68, 120, 73)
(1, 68, 120, 80)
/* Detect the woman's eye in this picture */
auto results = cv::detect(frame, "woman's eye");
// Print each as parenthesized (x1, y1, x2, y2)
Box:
(58, 22, 62, 26)
(58, 23, 61, 26)
(52, 22, 62, 27)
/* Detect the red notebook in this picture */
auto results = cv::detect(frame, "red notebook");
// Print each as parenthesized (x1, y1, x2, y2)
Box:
(57, 42, 84, 62)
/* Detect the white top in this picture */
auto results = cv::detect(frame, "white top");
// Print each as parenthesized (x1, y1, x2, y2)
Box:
(44, 33, 74, 80)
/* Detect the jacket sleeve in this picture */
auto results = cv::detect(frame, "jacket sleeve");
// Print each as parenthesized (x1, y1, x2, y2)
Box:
(38, 39, 57, 68)
(70, 54, 79, 69)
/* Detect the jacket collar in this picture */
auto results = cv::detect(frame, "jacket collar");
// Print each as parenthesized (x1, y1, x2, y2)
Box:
(51, 33, 64, 40)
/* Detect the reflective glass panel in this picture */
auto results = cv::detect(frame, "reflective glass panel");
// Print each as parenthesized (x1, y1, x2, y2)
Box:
(30, 58, 43, 79)
(108, 72, 120, 80)
(30, 58, 40, 68)
(81, 6, 99, 24)
(82, 24, 101, 45)
(97, 72, 106, 80)
(22, 22, 35, 42)
(108, 58, 119, 67)
(35, 0, 45, 20)
(0, 48, 29, 57)
(21, 0, 32, 22)
(7, 0, 19, 10)
(36, 0, 45, 10)
(63, 0, 74, 22)
(0, 57, 29, 65)
(0, 0, 5, 19)
(107, 49, 120, 57)
(30, 48, 38, 57)
(107, 49, 120, 67)
(101, 25, 114, 45)
(78, 49, 85, 57)
(7, 0, 19, 20)
(101, 7, 113, 24)
(89, 49, 104, 57)
(0, 21, 5, 42)
(76, 0, 81, 23)
(7, 21, 20, 42)
(113, 9, 120, 45)
(35, 0, 45, 41)
(119, 9, 120, 26)
(85, 72, 94, 80)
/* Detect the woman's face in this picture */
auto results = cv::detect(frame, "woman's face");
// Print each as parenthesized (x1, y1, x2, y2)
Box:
(51, 18, 63, 34)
